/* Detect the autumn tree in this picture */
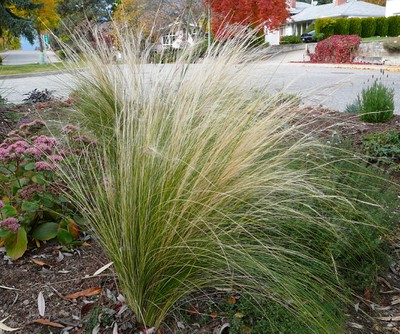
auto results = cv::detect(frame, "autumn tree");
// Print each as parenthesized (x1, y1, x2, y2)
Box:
(31, 0, 60, 52)
(205, 0, 289, 37)
(113, 0, 205, 39)
(0, 0, 42, 43)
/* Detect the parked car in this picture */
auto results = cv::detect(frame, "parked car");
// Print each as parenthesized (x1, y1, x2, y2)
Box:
(301, 30, 316, 43)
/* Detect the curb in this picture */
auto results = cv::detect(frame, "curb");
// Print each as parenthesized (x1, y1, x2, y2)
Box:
(0, 70, 66, 80)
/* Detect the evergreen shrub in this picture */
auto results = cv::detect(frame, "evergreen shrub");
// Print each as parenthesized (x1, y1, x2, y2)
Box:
(361, 17, 376, 38)
(334, 18, 350, 35)
(374, 17, 389, 37)
(315, 18, 336, 37)
(388, 15, 400, 37)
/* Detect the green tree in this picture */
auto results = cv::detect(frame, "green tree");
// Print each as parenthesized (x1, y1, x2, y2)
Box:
(0, 0, 42, 43)
(32, 0, 60, 52)
(55, 0, 115, 45)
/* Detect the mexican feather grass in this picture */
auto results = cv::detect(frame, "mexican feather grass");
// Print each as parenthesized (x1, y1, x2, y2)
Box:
(58, 29, 395, 332)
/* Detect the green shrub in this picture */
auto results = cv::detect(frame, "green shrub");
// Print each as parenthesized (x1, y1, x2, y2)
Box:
(383, 38, 400, 52)
(374, 16, 389, 37)
(387, 15, 400, 37)
(348, 17, 362, 36)
(345, 99, 360, 113)
(358, 80, 394, 123)
(304, 23, 315, 34)
(314, 32, 325, 41)
(280, 35, 302, 44)
(361, 17, 376, 38)
(315, 18, 336, 37)
(334, 18, 350, 35)
(362, 130, 400, 167)
(60, 28, 399, 332)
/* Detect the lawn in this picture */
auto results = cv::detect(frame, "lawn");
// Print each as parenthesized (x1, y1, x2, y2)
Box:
(0, 63, 66, 76)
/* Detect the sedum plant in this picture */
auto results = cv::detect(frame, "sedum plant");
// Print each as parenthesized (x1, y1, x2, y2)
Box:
(0, 121, 80, 259)
(58, 28, 397, 333)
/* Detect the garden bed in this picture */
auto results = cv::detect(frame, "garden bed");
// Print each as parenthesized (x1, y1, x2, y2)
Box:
(1, 102, 400, 334)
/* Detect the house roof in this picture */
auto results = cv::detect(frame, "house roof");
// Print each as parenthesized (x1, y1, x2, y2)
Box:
(291, 0, 386, 22)
(289, 1, 312, 15)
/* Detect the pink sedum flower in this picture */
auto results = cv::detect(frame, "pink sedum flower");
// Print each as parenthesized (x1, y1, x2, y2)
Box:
(35, 161, 57, 171)
(0, 217, 20, 232)
(19, 184, 44, 200)
(48, 155, 63, 162)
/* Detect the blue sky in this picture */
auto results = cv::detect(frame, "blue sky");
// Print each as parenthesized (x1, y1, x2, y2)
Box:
(20, 36, 39, 51)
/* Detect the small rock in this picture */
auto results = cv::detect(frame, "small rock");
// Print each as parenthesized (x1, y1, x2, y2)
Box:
(23, 299, 30, 306)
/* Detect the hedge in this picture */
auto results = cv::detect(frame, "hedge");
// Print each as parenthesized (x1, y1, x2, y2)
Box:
(315, 18, 336, 37)
(334, 18, 350, 35)
(374, 17, 389, 37)
(361, 17, 376, 38)
(387, 16, 400, 37)
(348, 18, 362, 36)
(280, 35, 302, 44)
(315, 16, 399, 40)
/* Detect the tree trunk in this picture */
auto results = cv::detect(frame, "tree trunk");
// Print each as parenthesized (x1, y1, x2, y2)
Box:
(36, 27, 44, 52)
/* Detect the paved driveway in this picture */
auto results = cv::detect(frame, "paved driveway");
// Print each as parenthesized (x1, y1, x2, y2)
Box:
(0, 50, 60, 65)
(1, 50, 400, 114)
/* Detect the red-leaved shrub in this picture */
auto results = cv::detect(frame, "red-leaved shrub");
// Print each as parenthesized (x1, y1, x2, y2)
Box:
(308, 35, 361, 64)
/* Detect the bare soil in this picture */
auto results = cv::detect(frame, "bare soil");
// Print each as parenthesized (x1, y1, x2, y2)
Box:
(1, 102, 400, 334)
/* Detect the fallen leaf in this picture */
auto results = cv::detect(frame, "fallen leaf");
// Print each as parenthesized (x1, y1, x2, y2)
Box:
(38, 291, 45, 317)
(364, 289, 371, 301)
(392, 298, 400, 305)
(188, 306, 199, 315)
(210, 312, 218, 318)
(226, 297, 237, 304)
(348, 322, 364, 329)
(234, 312, 244, 318)
(32, 259, 51, 267)
(34, 319, 64, 328)
(66, 287, 102, 299)
(0, 318, 20, 332)
(92, 262, 113, 276)
(56, 251, 64, 262)
(81, 302, 95, 317)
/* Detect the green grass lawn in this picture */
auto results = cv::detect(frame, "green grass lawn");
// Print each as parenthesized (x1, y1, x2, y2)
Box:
(0, 63, 66, 76)
(362, 36, 393, 42)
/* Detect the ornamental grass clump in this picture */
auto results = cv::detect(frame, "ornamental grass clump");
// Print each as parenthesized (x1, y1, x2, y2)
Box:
(59, 28, 397, 333)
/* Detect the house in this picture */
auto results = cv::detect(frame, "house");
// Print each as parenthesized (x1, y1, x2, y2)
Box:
(386, 0, 400, 16)
(157, 21, 199, 51)
(266, 0, 386, 45)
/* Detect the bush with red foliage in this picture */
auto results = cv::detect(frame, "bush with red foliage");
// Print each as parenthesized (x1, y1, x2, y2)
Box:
(308, 35, 362, 64)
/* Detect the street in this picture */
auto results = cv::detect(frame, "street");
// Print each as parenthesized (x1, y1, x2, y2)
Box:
(0, 50, 60, 65)
(1, 50, 400, 114)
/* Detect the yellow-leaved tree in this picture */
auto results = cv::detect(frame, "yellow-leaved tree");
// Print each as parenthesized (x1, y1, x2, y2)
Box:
(32, 0, 60, 52)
